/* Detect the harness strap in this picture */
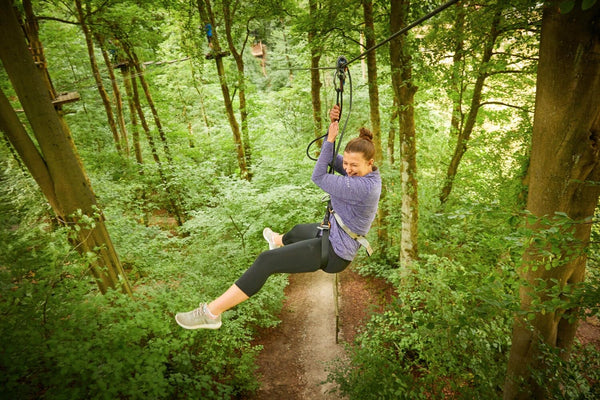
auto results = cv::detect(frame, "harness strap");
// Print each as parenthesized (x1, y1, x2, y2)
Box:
(317, 198, 332, 268)
(318, 224, 330, 268)
(331, 210, 373, 256)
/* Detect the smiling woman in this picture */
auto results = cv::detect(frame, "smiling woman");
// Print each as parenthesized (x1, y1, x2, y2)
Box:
(175, 105, 382, 330)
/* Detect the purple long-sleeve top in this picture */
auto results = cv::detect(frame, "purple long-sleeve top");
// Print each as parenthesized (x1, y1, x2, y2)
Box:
(311, 140, 382, 260)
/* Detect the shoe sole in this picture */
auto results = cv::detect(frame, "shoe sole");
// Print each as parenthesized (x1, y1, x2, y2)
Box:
(175, 315, 222, 330)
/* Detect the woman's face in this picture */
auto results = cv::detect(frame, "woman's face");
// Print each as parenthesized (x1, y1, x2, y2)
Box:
(343, 152, 374, 177)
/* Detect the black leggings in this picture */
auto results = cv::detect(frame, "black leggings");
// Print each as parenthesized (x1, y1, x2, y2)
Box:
(235, 223, 351, 297)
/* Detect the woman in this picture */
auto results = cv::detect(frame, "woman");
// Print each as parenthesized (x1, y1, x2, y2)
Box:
(175, 105, 381, 329)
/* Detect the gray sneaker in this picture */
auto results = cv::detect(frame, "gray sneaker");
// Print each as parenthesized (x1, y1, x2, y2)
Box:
(263, 227, 278, 250)
(175, 303, 222, 330)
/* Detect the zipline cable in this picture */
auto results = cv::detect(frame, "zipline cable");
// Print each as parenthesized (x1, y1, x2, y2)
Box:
(341, 0, 459, 69)
(284, 0, 460, 72)
(305, 0, 458, 162)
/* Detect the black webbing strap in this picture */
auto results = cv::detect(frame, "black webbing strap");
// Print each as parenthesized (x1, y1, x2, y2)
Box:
(317, 56, 348, 269)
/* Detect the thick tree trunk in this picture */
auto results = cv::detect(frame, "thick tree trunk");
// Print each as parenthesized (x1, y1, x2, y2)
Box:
(439, 9, 500, 205)
(308, 0, 323, 140)
(75, 0, 122, 154)
(503, 2, 600, 399)
(390, 0, 418, 267)
(0, 2, 132, 295)
(0, 88, 59, 212)
(197, 0, 249, 180)
(22, 0, 56, 98)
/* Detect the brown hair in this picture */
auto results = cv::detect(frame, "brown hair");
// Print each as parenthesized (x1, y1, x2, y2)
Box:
(344, 127, 375, 161)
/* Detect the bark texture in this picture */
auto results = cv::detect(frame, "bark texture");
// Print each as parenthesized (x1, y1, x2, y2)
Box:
(390, 0, 419, 267)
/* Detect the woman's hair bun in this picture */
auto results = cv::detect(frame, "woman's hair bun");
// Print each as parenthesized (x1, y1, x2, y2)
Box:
(359, 127, 374, 142)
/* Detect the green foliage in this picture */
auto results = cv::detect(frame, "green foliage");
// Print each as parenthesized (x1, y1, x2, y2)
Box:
(3, 0, 599, 398)
(532, 341, 600, 400)
(330, 255, 519, 400)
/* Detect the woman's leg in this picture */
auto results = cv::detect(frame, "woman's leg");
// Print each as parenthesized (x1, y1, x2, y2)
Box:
(208, 284, 249, 315)
(282, 223, 320, 245)
(177, 225, 351, 329)
(264, 223, 319, 248)
(235, 237, 323, 297)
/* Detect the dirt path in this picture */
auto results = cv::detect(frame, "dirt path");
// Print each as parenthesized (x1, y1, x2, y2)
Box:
(247, 270, 347, 399)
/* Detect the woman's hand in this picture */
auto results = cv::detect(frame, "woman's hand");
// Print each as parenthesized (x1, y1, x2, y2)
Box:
(327, 121, 339, 143)
(329, 105, 340, 122)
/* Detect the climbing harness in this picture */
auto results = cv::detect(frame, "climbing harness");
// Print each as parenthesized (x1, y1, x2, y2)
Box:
(331, 209, 373, 256)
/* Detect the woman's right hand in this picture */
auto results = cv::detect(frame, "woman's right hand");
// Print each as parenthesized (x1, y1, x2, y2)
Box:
(329, 105, 340, 122)
(327, 121, 339, 143)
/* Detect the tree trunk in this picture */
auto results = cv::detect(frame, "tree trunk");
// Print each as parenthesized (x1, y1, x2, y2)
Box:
(0, 88, 60, 212)
(130, 69, 161, 166)
(503, 2, 600, 399)
(362, 0, 382, 164)
(222, 0, 252, 180)
(363, 0, 387, 245)
(388, 100, 398, 164)
(74, 0, 122, 154)
(96, 33, 130, 156)
(439, 9, 501, 205)
(308, 0, 323, 140)
(0, 2, 132, 295)
(125, 48, 174, 165)
(448, 3, 466, 138)
(120, 64, 143, 164)
(21, 0, 56, 98)
(390, 0, 418, 268)
(197, 0, 249, 180)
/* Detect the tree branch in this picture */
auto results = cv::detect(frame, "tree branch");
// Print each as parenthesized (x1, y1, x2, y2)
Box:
(479, 101, 533, 113)
(36, 15, 79, 25)
(492, 51, 539, 62)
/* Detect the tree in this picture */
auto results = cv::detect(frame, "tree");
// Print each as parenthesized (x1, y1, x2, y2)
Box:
(503, 1, 600, 398)
(437, 2, 538, 205)
(0, 1, 132, 295)
(439, 5, 501, 205)
(197, 0, 250, 181)
(74, 0, 124, 154)
(362, 0, 382, 163)
(308, 0, 324, 140)
(390, 0, 419, 267)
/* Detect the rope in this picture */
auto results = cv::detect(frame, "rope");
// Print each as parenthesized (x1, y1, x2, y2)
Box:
(306, 56, 353, 163)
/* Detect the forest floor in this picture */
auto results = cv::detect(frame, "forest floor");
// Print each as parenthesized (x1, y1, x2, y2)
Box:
(244, 267, 600, 400)
(244, 267, 393, 400)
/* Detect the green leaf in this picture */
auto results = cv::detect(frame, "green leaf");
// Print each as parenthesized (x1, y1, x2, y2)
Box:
(582, 0, 597, 10)
(559, 0, 575, 13)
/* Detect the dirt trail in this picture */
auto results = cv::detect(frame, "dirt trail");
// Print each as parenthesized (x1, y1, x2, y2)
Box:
(247, 270, 347, 399)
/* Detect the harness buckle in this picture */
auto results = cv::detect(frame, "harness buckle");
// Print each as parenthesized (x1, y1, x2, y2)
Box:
(317, 222, 330, 231)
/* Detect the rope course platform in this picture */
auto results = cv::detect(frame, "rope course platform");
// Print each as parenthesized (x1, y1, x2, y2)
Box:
(52, 91, 80, 106)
